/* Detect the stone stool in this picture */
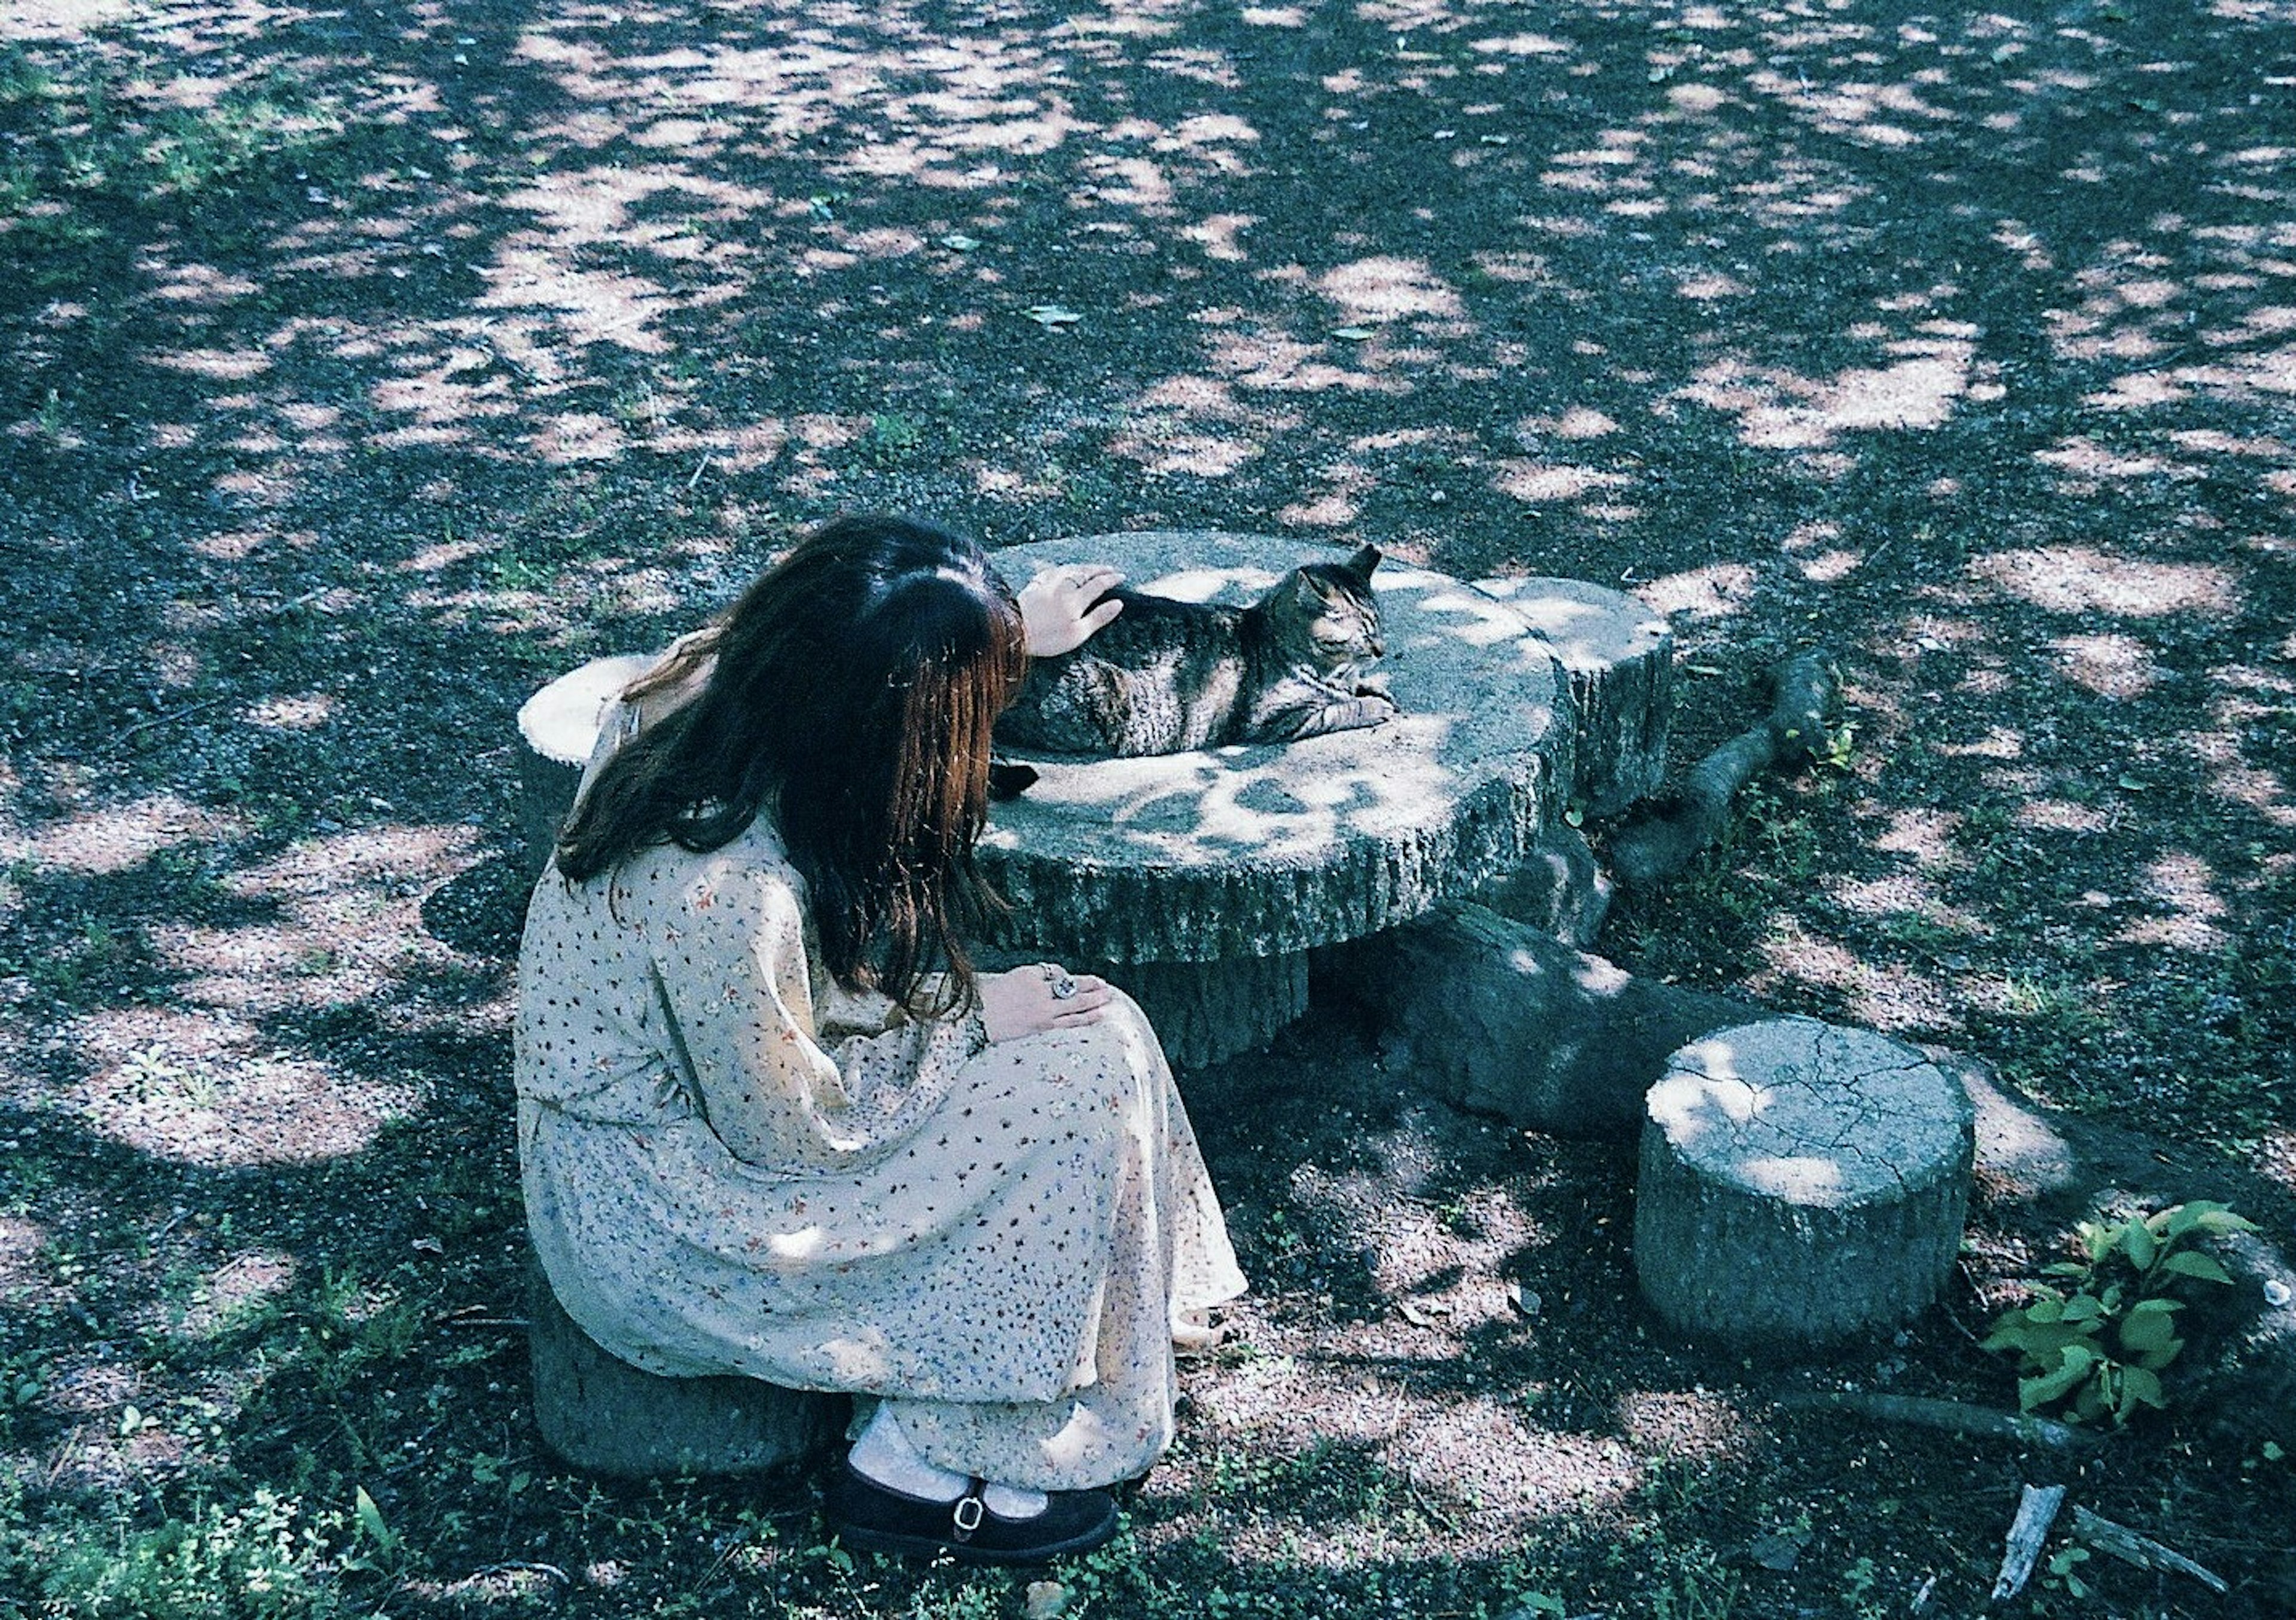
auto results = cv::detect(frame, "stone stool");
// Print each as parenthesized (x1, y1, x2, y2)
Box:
(527, 1258, 844, 1476)
(1634, 1018, 1974, 1348)
(1471, 575, 1672, 819)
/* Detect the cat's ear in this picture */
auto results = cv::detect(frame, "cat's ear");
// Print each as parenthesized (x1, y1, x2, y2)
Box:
(1344, 544, 1383, 583)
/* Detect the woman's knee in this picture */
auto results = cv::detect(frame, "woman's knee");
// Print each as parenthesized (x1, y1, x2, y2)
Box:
(1098, 986, 1158, 1053)
(991, 994, 1164, 1119)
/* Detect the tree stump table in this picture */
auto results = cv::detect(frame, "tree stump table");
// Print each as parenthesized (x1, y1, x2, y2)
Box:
(978, 532, 1576, 1067)
(1634, 1018, 1975, 1347)
(507, 535, 1579, 1067)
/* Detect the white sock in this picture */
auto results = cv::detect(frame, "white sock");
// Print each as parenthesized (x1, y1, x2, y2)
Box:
(847, 1405, 1047, 1520)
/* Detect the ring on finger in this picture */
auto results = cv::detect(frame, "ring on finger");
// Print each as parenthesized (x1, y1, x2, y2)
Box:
(1051, 973, 1077, 1001)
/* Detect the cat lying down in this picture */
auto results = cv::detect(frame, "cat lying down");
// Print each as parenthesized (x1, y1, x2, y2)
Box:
(995, 544, 1393, 770)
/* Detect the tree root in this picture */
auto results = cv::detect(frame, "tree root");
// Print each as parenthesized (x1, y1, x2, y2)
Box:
(1605, 650, 1839, 886)
(1773, 1392, 2095, 1454)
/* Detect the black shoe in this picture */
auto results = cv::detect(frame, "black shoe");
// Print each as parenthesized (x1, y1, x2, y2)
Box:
(822, 1462, 1120, 1566)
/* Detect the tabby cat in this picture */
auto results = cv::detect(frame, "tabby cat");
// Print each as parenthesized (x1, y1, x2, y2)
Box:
(995, 544, 1393, 758)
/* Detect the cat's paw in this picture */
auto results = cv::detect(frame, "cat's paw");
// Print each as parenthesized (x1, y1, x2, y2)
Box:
(1352, 672, 1393, 700)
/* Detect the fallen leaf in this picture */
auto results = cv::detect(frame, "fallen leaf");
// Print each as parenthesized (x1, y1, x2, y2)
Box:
(1506, 1280, 1543, 1318)
(1396, 1299, 1437, 1328)
(1023, 305, 1084, 329)
(1747, 1529, 1810, 1571)
(1330, 325, 1377, 341)
(411, 1237, 445, 1256)
(939, 233, 981, 252)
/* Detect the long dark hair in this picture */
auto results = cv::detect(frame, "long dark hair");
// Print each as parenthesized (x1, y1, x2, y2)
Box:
(555, 514, 1028, 1012)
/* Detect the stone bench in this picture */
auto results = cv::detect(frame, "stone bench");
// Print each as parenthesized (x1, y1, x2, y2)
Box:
(527, 1258, 844, 1477)
(1634, 1018, 1974, 1348)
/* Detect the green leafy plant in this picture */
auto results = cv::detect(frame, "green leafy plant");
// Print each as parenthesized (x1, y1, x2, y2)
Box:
(41, 1488, 349, 1618)
(1983, 1201, 2257, 1424)
(860, 411, 923, 465)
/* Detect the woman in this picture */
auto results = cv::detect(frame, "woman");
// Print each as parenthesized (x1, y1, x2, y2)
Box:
(515, 514, 1245, 1565)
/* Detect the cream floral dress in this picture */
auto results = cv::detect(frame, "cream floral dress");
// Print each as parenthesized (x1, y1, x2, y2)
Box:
(515, 680, 1245, 1491)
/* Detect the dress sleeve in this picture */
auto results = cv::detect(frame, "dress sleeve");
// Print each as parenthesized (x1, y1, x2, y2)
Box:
(650, 862, 987, 1172)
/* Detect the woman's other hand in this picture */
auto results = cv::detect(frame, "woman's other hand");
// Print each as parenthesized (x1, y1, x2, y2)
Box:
(979, 964, 1113, 1041)
(1016, 565, 1124, 657)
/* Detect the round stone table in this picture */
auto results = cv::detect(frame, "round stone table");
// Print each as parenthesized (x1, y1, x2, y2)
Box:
(978, 532, 1574, 1067)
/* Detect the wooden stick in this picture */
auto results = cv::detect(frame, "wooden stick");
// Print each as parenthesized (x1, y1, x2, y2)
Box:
(1990, 1483, 2066, 1601)
(1774, 1392, 2094, 1454)
(2069, 1507, 2228, 1594)
(115, 694, 234, 744)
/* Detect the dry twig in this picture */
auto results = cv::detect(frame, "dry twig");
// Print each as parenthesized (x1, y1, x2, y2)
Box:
(2069, 1506, 2228, 1594)
(1990, 1483, 2066, 1601)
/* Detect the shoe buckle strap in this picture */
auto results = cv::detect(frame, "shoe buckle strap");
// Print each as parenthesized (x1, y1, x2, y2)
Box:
(951, 1484, 987, 1541)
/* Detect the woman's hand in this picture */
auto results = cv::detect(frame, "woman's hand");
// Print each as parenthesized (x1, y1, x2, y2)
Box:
(1016, 565, 1125, 657)
(978, 963, 1113, 1041)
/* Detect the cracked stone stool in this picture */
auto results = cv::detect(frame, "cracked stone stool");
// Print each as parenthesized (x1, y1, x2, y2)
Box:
(527, 1258, 844, 1476)
(1634, 1018, 1974, 1349)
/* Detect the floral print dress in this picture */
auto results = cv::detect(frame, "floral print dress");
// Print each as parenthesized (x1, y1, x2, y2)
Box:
(514, 691, 1245, 1491)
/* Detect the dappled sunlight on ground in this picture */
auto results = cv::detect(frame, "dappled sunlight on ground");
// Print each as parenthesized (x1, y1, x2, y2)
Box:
(61, 1005, 424, 1167)
(2, 792, 254, 875)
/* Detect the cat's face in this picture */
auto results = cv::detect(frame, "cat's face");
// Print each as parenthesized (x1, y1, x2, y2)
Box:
(1271, 545, 1384, 678)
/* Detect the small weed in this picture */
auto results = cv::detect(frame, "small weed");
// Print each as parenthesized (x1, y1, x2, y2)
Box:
(1878, 911, 1965, 951)
(39, 1488, 352, 1619)
(121, 1045, 219, 1108)
(1650, 1544, 1739, 1620)
(2045, 1543, 2093, 1599)
(862, 412, 923, 464)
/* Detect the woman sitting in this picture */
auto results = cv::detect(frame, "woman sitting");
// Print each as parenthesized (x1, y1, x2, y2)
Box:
(515, 514, 1245, 1564)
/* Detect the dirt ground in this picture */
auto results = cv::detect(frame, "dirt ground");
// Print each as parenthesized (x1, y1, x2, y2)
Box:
(2, 0, 2293, 1614)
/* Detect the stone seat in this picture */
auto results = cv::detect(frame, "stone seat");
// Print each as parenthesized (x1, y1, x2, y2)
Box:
(526, 1258, 844, 1477)
(1633, 1018, 1974, 1349)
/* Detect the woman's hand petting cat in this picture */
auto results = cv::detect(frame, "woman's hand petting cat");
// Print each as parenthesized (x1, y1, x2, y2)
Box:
(1016, 565, 1125, 657)
(978, 964, 1114, 1042)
